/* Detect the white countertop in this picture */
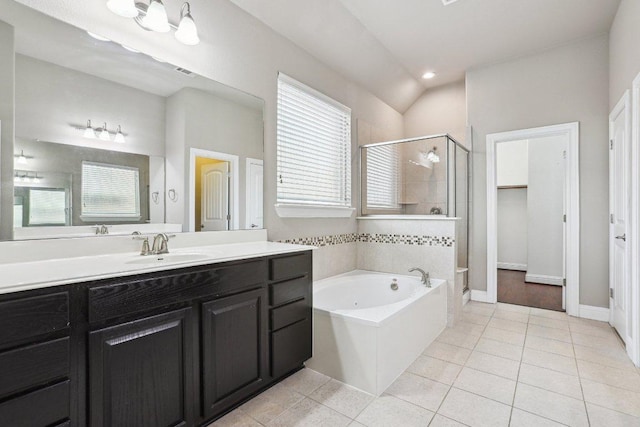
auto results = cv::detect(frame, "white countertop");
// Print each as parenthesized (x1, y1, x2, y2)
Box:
(0, 241, 314, 295)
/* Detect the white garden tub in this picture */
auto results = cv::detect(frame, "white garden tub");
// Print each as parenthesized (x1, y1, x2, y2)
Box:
(306, 270, 447, 395)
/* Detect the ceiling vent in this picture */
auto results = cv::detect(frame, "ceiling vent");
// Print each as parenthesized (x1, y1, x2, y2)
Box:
(442, 0, 461, 5)
(174, 66, 195, 77)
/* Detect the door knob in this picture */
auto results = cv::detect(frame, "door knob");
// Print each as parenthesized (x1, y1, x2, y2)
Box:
(615, 234, 626, 241)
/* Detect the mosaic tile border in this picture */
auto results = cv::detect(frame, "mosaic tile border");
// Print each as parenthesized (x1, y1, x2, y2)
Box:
(279, 233, 454, 248)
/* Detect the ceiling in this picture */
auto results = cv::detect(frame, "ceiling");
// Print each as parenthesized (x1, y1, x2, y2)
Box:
(229, 0, 621, 113)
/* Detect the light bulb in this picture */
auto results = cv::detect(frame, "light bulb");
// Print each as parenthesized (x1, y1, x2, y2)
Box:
(142, 0, 170, 33)
(114, 125, 126, 143)
(175, 3, 199, 45)
(99, 123, 111, 141)
(107, 0, 139, 18)
(33, 174, 41, 184)
(83, 120, 96, 139)
(17, 150, 27, 164)
(422, 71, 436, 79)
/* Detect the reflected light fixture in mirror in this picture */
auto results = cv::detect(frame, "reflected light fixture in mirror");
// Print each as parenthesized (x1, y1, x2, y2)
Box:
(114, 125, 126, 143)
(83, 120, 96, 139)
(14, 150, 31, 164)
(99, 122, 111, 141)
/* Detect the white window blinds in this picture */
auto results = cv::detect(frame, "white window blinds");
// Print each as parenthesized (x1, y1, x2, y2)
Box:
(277, 73, 351, 207)
(366, 144, 400, 209)
(81, 162, 141, 219)
(28, 189, 66, 225)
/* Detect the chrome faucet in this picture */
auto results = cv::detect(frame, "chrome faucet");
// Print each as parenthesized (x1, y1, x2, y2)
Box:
(151, 233, 170, 255)
(409, 267, 431, 287)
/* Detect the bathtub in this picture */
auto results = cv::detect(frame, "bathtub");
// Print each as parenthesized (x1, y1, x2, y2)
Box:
(306, 270, 447, 395)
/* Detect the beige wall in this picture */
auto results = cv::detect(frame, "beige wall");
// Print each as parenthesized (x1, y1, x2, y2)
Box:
(404, 80, 466, 144)
(467, 34, 610, 308)
(609, 0, 640, 108)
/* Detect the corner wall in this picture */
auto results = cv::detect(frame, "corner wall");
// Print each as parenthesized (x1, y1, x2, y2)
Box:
(467, 34, 610, 308)
(609, 0, 640, 109)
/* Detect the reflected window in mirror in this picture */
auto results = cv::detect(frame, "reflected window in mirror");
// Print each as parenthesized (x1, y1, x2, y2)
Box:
(81, 162, 141, 221)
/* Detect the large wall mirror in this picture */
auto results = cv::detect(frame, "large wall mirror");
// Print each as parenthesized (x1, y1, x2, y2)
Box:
(0, 2, 264, 241)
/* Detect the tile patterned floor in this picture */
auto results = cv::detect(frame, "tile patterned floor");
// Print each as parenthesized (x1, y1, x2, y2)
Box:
(211, 302, 640, 427)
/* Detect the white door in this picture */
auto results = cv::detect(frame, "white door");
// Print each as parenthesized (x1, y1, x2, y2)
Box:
(201, 162, 230, 231)
(610, 93, 631, 342)
(246, 159, 263, 229)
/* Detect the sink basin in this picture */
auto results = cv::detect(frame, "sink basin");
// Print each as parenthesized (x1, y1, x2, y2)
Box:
(126, 253, 211, 265)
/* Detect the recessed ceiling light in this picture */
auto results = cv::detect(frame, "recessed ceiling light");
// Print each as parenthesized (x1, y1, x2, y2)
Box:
(87, 31, 111, 42)
(422, 71, 436, 80)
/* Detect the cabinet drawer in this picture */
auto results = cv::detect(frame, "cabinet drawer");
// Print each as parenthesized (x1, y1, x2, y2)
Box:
(88, 260, 266, 323)
(271, 319, 312, 378)
(269, 252, 311, 281)
(0, 380, 70, 427)
(0, 292, 69, 350)
(0, 337, 70, 399)
(271, 298, 310, 331)
(269, 277, 310, 307)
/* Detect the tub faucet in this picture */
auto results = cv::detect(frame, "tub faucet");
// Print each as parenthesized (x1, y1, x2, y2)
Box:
(409, 267, 431, 287)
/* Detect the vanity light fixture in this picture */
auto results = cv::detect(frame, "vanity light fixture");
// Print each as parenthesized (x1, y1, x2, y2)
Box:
(83, 120, 96, 139)
(99, 123, 111, 141)
(175, 2, 199, 45)
(114, 125, 126, 143)
(14, 150, 32, 164)
(141, 0, 171, 32)
(33, 173, 41, 184)
(106, 1, 200, 45)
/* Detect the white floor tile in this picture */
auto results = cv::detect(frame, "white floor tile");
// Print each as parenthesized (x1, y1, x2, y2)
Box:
(524, 335, 574, 358)
(513, 383, 588, 427)
(423, 341, 472, 365)
(453, 367, 516, 404)
(309, 379, 375, 419)
(488, 317, 528, 334)
(355, 394, 435, 427)
(482, 326, 526, 346)
(528, 315, 569, 331)
(493, 310, 529, 324)
(518, 363, 583, 399)
(526, 324, 572, 343)
(407, 355, 463, 385)
(521, 348, 578, 376)
(268, 397, 352, 427)
(428, 414, 468, 426)
(436, 328, 481, 350)
(465, 350, 520, 380)
(577, 359, 640, 393)
(585, 402, 640, 427)
(385, 372, 449, 412)
(209, 409, 262, 427)
(240, 383, 305, 425)
(438, 387, 511, 427)
(581, 379, 640, 417)
(508, 408, 565, 426)
(281, 369, 331, 396)
(475, 337, 523, 361)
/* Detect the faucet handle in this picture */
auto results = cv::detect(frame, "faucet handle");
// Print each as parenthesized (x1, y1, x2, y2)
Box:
(140, 238, 151, 256)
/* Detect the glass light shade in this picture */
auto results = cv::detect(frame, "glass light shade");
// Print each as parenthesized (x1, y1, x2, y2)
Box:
(426, 150, 440, 163)
(142, 0, 170, 33)
(33, 175, 41, 184)
(114, 126, 126, 143)
(107, 0, 139, 18)
(17, 151, 28, 164)
(83, 120, 96, 139)
(175, 12, 199, 45)
(99, 123, 111, 141)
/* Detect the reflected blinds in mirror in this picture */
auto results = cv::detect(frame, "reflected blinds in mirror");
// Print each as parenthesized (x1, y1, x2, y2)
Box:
(276, 73, 351, 207)
(28, 189, 67, 225)
(81, 162, 141, 219)
(366, 144, 400, 209)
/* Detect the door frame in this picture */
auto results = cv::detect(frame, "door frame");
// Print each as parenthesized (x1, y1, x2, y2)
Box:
(630, 76, 640, 366)
(188, 148, 239, 232)
(245, 158, 263, 229)
(486, 122, 580, 316)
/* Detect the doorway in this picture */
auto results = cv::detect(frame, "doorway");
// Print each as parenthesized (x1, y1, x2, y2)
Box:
(486, 123, 580, 316)
(188, 148, 239, 232)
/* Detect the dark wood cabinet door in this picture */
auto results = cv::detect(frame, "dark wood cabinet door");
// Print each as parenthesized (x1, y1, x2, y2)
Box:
(202, 288, 267, 418)
(89, 308, 194, 427)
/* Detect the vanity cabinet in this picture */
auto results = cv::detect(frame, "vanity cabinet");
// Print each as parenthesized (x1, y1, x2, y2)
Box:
(0, 251, 312, 427)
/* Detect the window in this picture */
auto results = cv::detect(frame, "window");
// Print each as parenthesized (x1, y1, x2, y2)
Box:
(28, 189, 67, 225)
(276, 73, 352, 216)
(81, 162, 140, 220)
(365, 144, 400, 209)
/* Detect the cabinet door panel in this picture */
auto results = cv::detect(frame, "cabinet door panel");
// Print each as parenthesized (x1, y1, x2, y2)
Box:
(0, 380, 70, 427)
(202, 289, 267, 417)
(89, 309, 193, 427)
(271, 319, 312, 378)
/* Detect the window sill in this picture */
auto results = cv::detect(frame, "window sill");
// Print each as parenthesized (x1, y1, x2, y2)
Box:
(275, 204, 355, 218)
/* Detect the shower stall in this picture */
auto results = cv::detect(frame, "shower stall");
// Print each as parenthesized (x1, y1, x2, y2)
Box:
(360, 134, 470, 275)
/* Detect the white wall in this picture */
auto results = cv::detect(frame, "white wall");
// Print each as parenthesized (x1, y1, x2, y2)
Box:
(609, 0, 640, 109)
(497, 188, 527, 269)
(403, 80, 466, 144)
(496, 140, 528, 187)
(467, 34, 610, 307)
(526, 135, 566, 281)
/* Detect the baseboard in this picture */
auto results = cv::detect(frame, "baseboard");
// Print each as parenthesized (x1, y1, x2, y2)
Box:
(525, 274, 563, 286)
(462, 290, 470, 305)
(497, 262, 527, 271)
(470, 290, 489, 303)
(579, 305, 610, 322)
